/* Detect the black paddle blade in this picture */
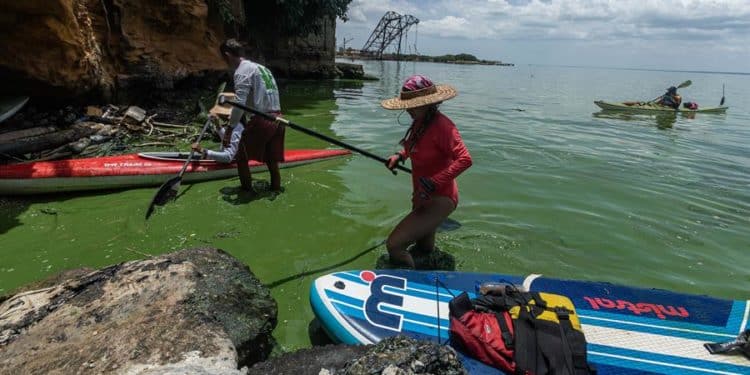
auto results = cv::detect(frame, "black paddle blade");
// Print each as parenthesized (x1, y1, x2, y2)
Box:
(720, 96, 725, 106)
(145, 176, 181, 219)
(678, 80, 692, 89)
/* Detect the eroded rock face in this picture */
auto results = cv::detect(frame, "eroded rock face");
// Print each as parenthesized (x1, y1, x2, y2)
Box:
(0, 248, 277, 374)
(0, 0, 225, 102)
(0, 1, 341, 103)
(256, 18, 338, 79)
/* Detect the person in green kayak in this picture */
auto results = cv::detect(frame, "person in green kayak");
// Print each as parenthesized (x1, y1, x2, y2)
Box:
(381, 75, 473, 268)
(657, 86, 682, 109)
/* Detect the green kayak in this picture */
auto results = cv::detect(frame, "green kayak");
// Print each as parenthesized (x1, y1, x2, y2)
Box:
(594, 100, 728, 113)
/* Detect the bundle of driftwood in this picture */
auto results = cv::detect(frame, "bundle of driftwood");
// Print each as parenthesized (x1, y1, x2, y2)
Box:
(0, 105, 201, 163)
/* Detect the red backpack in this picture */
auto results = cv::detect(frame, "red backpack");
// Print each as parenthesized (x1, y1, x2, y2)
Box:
(449, 287, 595, 375)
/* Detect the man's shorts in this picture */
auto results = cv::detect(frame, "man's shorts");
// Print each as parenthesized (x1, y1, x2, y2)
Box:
(238, 113, 285, 163)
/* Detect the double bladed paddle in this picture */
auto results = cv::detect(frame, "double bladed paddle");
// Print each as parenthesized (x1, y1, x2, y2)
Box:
(650, 80, 692, 103)
(219, 95, 411, 175)
(145, 117, 213, 219)
(220, 95, 461, 231)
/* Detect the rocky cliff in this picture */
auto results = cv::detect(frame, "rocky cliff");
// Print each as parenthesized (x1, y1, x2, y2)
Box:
(0, 0, 339, 103)
(252, 17, 338, 79)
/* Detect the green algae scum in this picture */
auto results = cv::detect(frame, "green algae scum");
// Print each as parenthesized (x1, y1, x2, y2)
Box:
(2, 64, 750, 352)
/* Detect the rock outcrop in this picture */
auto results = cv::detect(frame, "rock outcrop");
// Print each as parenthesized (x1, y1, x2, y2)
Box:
(249, 336, 467, 375)
(335, 63, 365, 79)
(0, 1, 342, 103)
(376, 246, 457, 271)
(0, 247, 277, 374)
(254, 18, 338, 79)
(0, 0, 225, 102)
(248, 344, 370, 375)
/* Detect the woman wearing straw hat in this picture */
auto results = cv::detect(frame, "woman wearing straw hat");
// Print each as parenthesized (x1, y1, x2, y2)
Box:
(382, 75, 473, 268)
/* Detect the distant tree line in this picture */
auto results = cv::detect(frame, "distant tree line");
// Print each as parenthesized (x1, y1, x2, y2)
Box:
(345, 51, 505, 65)
(432, 54, 479, 62)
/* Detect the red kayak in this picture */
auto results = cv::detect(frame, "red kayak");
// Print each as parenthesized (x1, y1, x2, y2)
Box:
(0, 149, 350, 195)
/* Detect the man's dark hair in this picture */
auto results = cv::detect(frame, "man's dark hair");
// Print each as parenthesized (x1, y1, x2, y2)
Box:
(220, 39, 243, 57)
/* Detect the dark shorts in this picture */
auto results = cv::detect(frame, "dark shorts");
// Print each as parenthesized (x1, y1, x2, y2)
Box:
(237, 113, 285, 163)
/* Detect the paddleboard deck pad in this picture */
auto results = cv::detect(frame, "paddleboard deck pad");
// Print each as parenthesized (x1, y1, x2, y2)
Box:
(310, 270, 750, 374)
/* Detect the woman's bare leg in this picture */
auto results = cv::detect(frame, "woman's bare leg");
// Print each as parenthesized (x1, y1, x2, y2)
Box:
(386, 196, 455, 268)
(414, 231, 436, 254)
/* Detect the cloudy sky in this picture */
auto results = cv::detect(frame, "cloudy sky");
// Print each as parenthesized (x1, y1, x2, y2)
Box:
(336, 0, 750, 72)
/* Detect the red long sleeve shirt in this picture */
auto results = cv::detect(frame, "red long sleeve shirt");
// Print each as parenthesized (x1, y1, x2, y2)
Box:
(399, 111, 472, 207)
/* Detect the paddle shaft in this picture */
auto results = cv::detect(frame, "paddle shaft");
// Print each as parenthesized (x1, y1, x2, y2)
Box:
(650, 80, 692, 103)
(223, 100, 412, 174)
(177, 118, 213, 177)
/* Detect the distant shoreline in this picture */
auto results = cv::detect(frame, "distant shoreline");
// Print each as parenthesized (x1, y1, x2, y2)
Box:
(336, 52, 514, 67)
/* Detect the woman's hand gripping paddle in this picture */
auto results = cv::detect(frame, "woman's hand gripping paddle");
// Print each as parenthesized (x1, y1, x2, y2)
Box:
(145, 117, 213, 219)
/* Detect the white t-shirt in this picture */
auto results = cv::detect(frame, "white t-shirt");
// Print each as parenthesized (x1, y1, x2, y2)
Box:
(229, 59, 281, 126)
(206, 59, 281, 163)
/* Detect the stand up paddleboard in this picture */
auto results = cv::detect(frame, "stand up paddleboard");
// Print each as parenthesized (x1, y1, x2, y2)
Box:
(310, 270, 750, 374)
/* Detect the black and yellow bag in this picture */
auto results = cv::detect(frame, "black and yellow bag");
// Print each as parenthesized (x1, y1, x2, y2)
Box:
(449, 285, 595, 375)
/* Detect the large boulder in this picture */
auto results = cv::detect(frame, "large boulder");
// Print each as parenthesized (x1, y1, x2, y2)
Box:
(249, 336, 467, 375)
(0, 247, 277, 374)
(248, 344, 370, 375)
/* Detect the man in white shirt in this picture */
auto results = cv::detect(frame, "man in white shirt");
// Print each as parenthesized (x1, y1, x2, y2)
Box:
(192, 39, 285, 194)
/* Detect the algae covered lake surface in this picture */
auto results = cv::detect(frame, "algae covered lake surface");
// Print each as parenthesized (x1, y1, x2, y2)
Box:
(1, 61, 749, 351)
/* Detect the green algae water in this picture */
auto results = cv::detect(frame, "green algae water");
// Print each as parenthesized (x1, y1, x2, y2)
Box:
(2, 62, 749, 351)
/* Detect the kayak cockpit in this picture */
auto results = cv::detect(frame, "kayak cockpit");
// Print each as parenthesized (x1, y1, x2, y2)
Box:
(137, 152, 216, 163)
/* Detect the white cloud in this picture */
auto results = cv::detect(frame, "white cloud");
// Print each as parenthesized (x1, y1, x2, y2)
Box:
(421, 16, 471, 37)
(342, 0, 750, 41)
(341, 0, 420, 25)
(337, 0, 750, 71)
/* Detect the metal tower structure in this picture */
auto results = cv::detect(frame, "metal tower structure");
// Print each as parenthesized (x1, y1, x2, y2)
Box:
(361, 11, 419, 59)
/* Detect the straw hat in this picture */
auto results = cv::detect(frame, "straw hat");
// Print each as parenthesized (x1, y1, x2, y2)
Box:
(209, 92, 236, 118)
(381, 75, 457, 110)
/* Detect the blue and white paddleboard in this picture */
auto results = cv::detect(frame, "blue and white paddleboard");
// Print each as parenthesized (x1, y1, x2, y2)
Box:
(310, 270, 750, 374)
